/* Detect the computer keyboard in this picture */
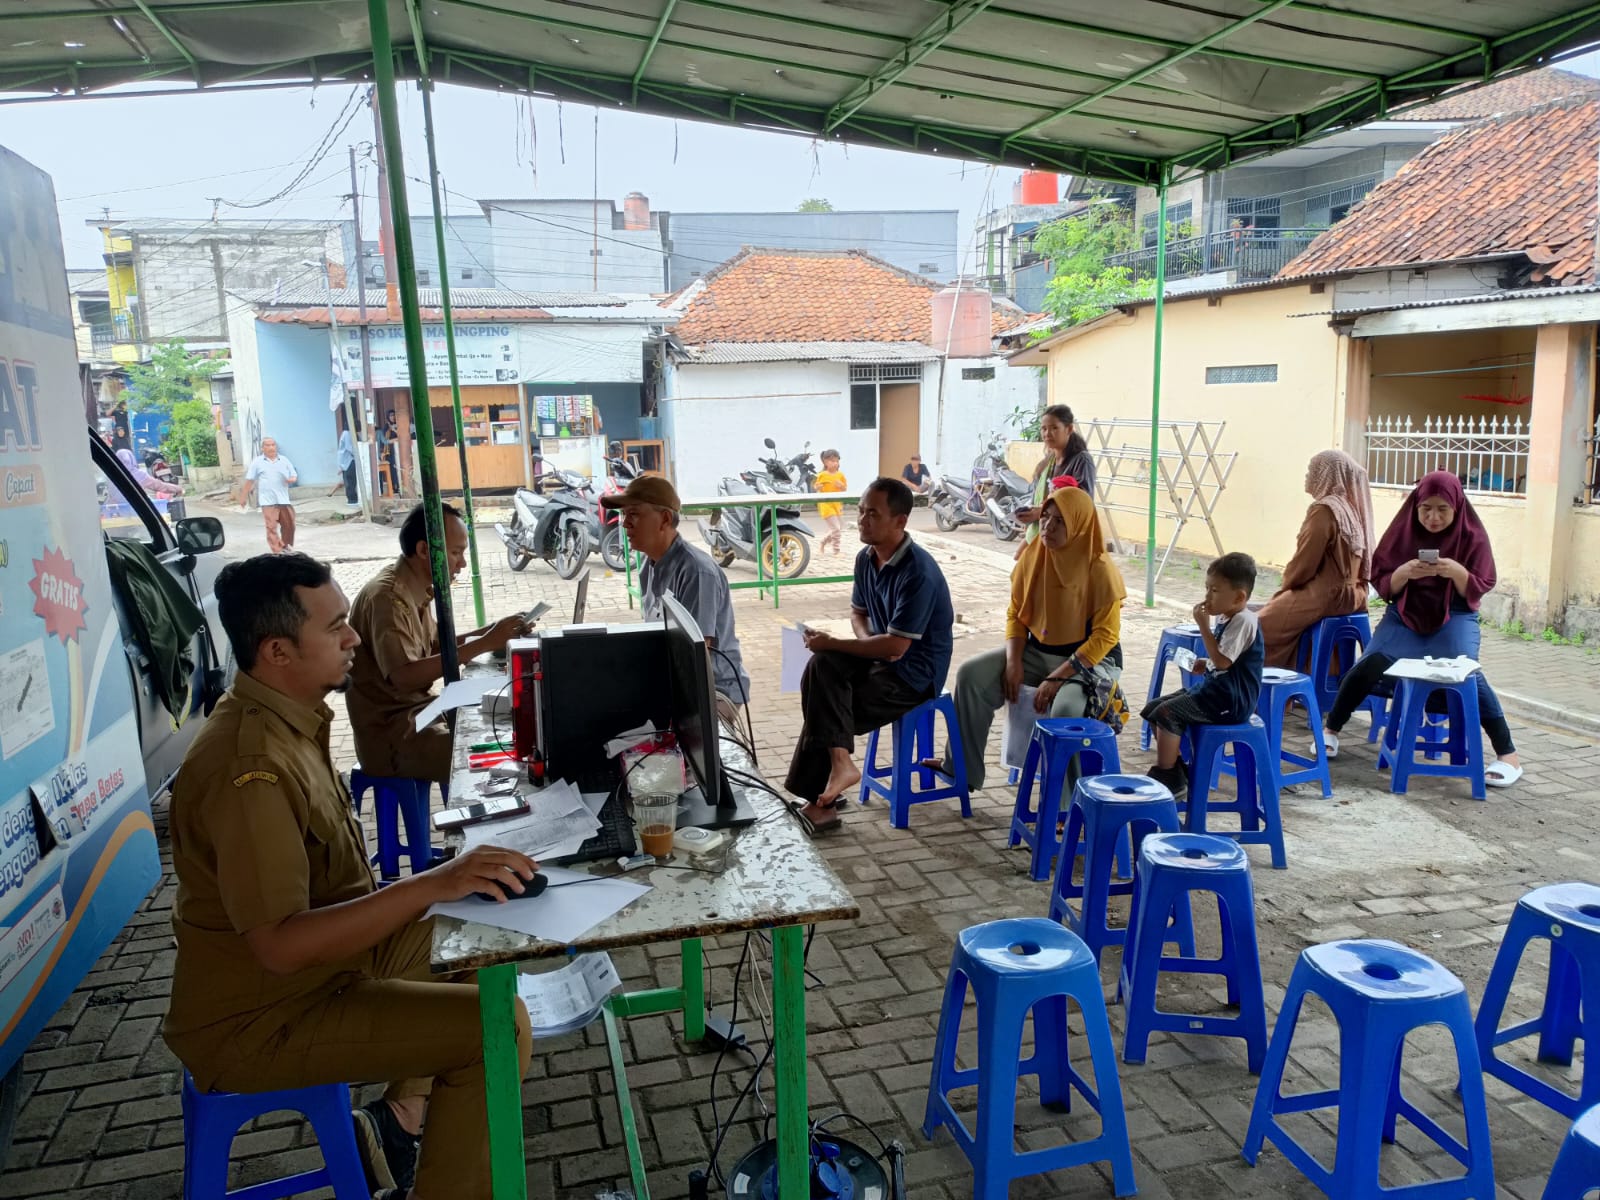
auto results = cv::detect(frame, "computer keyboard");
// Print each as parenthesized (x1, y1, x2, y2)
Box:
(551, 766, 637, 864)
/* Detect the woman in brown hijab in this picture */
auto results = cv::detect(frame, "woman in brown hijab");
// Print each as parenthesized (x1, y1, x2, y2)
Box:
(1257, 449, 1375, 669)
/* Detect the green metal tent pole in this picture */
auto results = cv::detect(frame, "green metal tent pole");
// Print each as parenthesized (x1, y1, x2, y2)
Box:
(414, 52, 487, 627)
(368, 0, 461, 681)
(1146, 163, 1170, 607)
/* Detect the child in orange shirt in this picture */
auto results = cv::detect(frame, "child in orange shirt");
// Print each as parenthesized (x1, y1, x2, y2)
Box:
(815, 450, 847, 555)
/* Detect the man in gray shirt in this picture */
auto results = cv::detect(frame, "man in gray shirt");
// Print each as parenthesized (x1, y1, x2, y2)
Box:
(243, 436, 299, 553)
(601, 476, 750, 709)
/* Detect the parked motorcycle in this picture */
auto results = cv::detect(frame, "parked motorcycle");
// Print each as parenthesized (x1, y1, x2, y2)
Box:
(750, 437, 816, 493)
(142, 448, 179, 484)
(598, 453, 641, 572)
(977, 435, 1033, 541)
(496, 456, 596, 579)
(926, 471, 991, 532)
(696, 476, 814, 580)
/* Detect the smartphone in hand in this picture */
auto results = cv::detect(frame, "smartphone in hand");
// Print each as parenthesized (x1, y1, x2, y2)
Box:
(525, 600, 552, 623)
(1418, 549, 1440, 564)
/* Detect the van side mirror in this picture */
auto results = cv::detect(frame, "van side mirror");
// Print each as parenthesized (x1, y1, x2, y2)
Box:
(175, 516, 225, 555)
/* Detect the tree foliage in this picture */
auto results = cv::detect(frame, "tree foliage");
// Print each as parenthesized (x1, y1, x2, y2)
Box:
(123, 340, 228, 418)
(1030, 203, 1155, 327)
(797, 197, 834, 212)
(165, 399, 220, 468)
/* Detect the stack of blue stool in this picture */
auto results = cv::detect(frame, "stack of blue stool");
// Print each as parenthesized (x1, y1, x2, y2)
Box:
(349, 768, 447, 880)
(859, 694, 973, 830)
(1049, 774, 1181, 963)
(923, 918, 1137, 1199)
(1543, 1104, 1600, 1199)
(1475, 882, 1600, 1117)
(1118, 832, 1267, 1071)
(1242, 939, 1495, 1199)
(1142, 623, 1207, 750)
(1377, 676, 1486, 800)
(1297, 611, 1372, 713)
(181, 1073, 369, 1199)
(1008, 717, 1120, 882)
(1183, 716, 1287, 868)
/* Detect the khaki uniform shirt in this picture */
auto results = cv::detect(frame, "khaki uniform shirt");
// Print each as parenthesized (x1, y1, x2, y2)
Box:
(164, 672, 375, 1070)
(346, 558, 439, 770)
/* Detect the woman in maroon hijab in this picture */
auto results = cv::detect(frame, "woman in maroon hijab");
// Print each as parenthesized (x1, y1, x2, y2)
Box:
(1318, 471, 1522, 787)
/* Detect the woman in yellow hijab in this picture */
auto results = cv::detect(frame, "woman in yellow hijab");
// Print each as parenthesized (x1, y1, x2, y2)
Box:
(926, 486, 1126, 790)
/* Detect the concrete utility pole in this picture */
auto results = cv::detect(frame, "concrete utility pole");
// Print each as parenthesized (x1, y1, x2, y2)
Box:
(349, 143, 378, 494)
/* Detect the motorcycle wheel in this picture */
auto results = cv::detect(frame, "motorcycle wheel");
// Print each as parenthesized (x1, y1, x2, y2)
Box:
(990, 508, 1022, 542)
(505, 520, 532, 572)
(933, 504, 959, 532)
(762, 531, 811, 580)
(553, 520, 591, 580)
(599, 526, 627, 572)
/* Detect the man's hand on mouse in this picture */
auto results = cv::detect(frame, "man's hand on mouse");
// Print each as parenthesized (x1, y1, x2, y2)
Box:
(429, 845, 539, 903)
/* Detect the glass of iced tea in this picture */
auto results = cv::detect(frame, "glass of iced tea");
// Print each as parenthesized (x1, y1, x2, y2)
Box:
(632, 793, 679, 859)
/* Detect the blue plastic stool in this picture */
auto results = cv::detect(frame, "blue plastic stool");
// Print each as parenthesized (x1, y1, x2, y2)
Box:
(1542, 1104, 1600, 1199)
(1298, 611, 1372, 713)
(1377, 676, 1486, 800)
(181, 1072, 369, 1200)
(1008, 718, 1121, 882)
(859, 694, 972, 830)
(1049, 774, 1182, 963)
(1119, 833, 1268, 1071)
(922, 918, 1137, 1199)
(1242, 939, 1495, 1199)
(349, 768, 447, 880)
(1476, 882, 1600, 1119)
(1256, 668, 1333, 797)
(1184, 717, 1286, 869)
(1142, 623, 1207, 750)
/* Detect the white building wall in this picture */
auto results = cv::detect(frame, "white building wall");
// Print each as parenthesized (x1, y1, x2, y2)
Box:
(924, 356, 1039, 478)
(665, 360, 876, 498)
(516, 322, 645, 383)
(224, 305, 265, 460)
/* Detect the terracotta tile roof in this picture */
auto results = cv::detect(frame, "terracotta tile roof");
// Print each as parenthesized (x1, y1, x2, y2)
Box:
(1397, 67, 1600, 122)
(672, 248, 1037, 345)
(1280, 97, 1600, 287)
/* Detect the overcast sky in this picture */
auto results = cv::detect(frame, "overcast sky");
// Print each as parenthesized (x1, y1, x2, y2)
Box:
(6, 81, 1014, 273)
(8, 47, 1599, 273)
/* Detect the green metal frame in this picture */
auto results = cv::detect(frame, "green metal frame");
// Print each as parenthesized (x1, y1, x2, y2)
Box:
(621, 494, 856, 611)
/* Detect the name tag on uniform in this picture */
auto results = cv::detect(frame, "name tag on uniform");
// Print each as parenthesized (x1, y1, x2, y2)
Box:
(233, 770, 279, 787)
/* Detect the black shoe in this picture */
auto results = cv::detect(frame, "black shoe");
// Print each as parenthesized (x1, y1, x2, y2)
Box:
(353, 1100, 420, 1193)
(1146, 763, 1188, 799)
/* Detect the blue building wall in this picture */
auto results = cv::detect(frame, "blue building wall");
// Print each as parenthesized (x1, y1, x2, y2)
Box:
(667, 210, 959, 290)
(1014, 261, 1052, 314)
(259, 322, 340, 485)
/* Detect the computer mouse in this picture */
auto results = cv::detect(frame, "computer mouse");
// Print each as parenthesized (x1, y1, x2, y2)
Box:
(473, 872, 548, 901)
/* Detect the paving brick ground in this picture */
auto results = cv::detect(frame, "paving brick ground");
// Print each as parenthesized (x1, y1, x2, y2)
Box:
(5, 505, 1596, 1198)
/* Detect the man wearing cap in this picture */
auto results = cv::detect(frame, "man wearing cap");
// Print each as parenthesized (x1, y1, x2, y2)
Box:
(901, 453, 932, 495)
(603, 476, 750, 711)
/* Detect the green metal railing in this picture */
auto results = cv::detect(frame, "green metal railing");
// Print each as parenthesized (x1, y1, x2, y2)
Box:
(622, 492, 857, 609)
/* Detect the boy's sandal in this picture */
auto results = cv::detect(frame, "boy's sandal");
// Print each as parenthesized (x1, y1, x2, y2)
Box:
(787, 801, 844, 838)
(1485, 761, 1523, 788)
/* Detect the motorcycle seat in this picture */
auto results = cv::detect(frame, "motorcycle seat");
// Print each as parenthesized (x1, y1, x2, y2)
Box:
(722, 479, 757, 495)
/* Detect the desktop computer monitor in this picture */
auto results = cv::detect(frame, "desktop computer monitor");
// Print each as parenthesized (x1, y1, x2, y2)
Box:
(662, 593, 756, 829)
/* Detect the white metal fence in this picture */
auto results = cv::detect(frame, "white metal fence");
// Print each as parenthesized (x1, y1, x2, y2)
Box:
(1364, 414, 1530, 497)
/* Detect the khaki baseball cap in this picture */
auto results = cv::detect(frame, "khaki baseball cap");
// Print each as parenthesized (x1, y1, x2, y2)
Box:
(599, 475, 681, 511)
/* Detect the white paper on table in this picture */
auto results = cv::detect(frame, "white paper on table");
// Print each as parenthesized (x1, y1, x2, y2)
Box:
(427, 866, 650, 943)
(413, 674, 507, 730)
(463, 780, 600, 859)
(579, 790, 611, 819)
(1002, 686, 1041, 771)
(517, 953, 623, 1036)
(780, 625, 811, 694)
(1385, 656, 1482, 684)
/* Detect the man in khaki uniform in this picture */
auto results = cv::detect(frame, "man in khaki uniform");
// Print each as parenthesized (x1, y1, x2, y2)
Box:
(164, 552, 538, 1198)
(346, 503, 527, 781)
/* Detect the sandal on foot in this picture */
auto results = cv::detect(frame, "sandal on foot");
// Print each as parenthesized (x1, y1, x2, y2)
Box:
(1317, 730, 1340, 759)
(1485, 761, 1523, 788)
(787, 802, 843, 838)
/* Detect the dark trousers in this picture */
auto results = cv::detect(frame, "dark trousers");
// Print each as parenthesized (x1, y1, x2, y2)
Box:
(341, 462, 358, 503)
(1326, 652, 1515, 756)
(785, 651, 930, 802)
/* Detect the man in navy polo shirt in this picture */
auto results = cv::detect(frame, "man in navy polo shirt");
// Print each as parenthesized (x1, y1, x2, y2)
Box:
(786, 477, 954, 833)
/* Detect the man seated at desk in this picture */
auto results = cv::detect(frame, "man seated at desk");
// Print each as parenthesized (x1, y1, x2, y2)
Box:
(163, 551, 537, 1198)
(347, 502, 528, 782)
(602, 475, 751, 717)
(786, 477, 954, 833)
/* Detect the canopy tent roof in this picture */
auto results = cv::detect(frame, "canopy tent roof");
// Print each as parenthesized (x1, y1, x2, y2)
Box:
(4, 1, 1600, 185)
